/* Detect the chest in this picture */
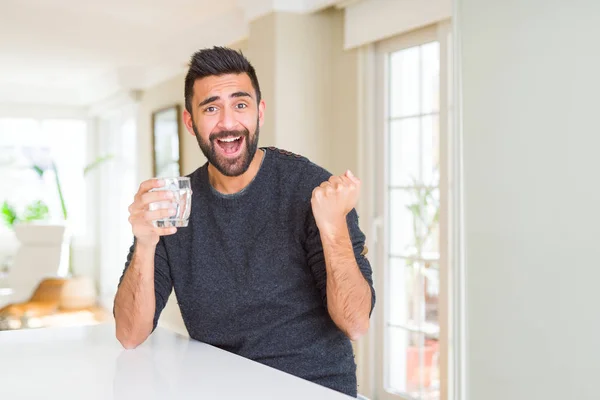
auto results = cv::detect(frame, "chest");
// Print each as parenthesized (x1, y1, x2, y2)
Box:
(166, 201, 314, 323)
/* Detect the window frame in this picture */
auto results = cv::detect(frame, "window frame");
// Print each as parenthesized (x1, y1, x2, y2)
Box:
(372, 22, 453, 400)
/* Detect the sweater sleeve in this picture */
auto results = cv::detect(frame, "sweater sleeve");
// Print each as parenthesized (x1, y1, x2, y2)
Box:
(118, 237, 174, 331)
(305, 208, 376, 316)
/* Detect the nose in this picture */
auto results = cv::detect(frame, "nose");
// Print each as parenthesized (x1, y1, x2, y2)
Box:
(216, 106, 238, 131)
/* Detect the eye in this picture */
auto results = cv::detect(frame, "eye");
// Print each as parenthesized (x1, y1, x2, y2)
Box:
(235, 103, 248, 109)
(205, 106, 217, 113)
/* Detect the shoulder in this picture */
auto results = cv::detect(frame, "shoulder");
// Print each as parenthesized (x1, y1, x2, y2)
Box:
(263, 146, 316, 171)
(263, 147, 331, 188)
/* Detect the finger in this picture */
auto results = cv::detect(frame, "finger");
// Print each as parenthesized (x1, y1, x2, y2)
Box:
(346, 171, 361, 191)
(157, 227, 178, 236)
(312, 187, 325, 200)
(338, 175, 353, 186)
(128, 211, 154, 227)
(344, 177, 360, 193)
(143, 208, 177, 222)
(138, 178, 165, 195)
(345, 170, 361, 185)
(328, 175, 343, 185)
(139, 190, 174, 207)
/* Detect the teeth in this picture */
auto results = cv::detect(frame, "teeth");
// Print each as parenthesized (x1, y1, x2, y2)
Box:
(219, 136, 241, 143)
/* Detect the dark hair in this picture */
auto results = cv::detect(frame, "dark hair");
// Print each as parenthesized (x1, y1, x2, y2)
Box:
(184, 46, 261, 114)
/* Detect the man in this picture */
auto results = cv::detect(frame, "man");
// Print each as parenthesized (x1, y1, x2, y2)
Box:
(114, 46, 375, 397)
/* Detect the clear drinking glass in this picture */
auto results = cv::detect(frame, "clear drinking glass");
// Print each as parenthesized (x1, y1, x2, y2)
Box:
(149, 177, 192, 228)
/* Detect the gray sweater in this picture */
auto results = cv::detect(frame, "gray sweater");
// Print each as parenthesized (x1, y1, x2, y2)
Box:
(121, 147, 376, 397)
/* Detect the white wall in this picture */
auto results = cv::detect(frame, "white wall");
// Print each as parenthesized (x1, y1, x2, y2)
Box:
(245, 9, 359, 175)
(137, 73, 204, 180)
(459, 1, 600, 399)
(329, 10, 360, 177)
(246, 14, 277, 149)
(344, 0, 451, 49)
(274, 12, 331, 167)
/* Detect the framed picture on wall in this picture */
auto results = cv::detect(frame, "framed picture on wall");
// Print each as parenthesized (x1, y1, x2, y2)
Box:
(152, 105, 182, 178)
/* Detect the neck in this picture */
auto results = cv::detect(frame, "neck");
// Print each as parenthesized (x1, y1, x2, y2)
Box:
(208, 149, 264, 195)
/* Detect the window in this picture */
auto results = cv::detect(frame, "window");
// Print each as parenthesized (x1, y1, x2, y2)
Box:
(0, 118, 88, 237)
(374, 23, 452, 400)
(0, 110, 138, 292)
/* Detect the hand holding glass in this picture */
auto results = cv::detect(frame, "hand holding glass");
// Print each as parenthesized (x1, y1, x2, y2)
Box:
(149, 177, 192, 228)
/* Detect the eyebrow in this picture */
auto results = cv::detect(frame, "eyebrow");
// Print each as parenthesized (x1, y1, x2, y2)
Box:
(198, 91, 252, 108)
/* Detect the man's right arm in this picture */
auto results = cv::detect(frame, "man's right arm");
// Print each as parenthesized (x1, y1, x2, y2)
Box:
(114, 243, 159, 349)
(113, 179, 178, 349)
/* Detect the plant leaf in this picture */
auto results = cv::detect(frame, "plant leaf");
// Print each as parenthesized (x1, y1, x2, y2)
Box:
(51, 162, 68, 220)
(83, 154, 114, 177)
(32, 165, 45, 178)
(22, 200, 49, 222)
(1, 201, 18, 228)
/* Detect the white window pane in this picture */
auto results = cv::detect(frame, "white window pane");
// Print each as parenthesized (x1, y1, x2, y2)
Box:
(388, 327, 425, 396)
(42, 120, 87, 235)
(389, 258, 426, 328)
(388, 326, 440, 400)
(0, 118, 40, 145)
(389, 189, 417, 256)
(424, 262, 440, 328)
(390, 118, 420, 187)
(0, 120, 46, 226)
(421, 115, 440, 186)
(390, 46, 420, 118)
(43, 120, 87, 168)
(392, 186, 440, 257)
(421, 42, 440, 114)
(416, 336, 440, 400)
(0, 118, 87, 237)
(388, 326, 409, 394)
(422, 340, 441, 400)
(420, 187, 440, 257)
(388, 259, 440, 399)
(389, 257, 415, 327)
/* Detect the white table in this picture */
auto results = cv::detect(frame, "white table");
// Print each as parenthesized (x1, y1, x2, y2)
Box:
(0, 323, 354, 399)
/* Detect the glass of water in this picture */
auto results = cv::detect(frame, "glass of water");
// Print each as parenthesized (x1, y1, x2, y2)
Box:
(149, 177, 192, 228)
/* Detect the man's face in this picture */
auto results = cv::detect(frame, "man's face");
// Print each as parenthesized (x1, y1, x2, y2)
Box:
(183, 73, 265, 177)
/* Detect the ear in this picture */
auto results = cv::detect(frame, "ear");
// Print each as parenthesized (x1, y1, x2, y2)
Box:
(183, 108, 196, 137)
(258, 99, 266, 128)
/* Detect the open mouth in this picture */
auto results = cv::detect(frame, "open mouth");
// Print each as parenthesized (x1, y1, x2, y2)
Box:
(215, 135, 244, 157)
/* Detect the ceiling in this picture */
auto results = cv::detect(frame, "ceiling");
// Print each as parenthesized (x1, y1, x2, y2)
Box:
(0, 0, 241, 107)
(0, 0, 345, 108)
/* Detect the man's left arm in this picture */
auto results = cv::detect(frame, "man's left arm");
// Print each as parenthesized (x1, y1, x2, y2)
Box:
(311, 170, 375, 341)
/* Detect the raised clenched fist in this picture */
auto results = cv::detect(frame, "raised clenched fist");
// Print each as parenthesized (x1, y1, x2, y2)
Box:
(311, 170, 361, 233)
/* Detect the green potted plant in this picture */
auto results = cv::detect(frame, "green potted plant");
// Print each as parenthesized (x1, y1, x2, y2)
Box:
(1, 200, 50, 229)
